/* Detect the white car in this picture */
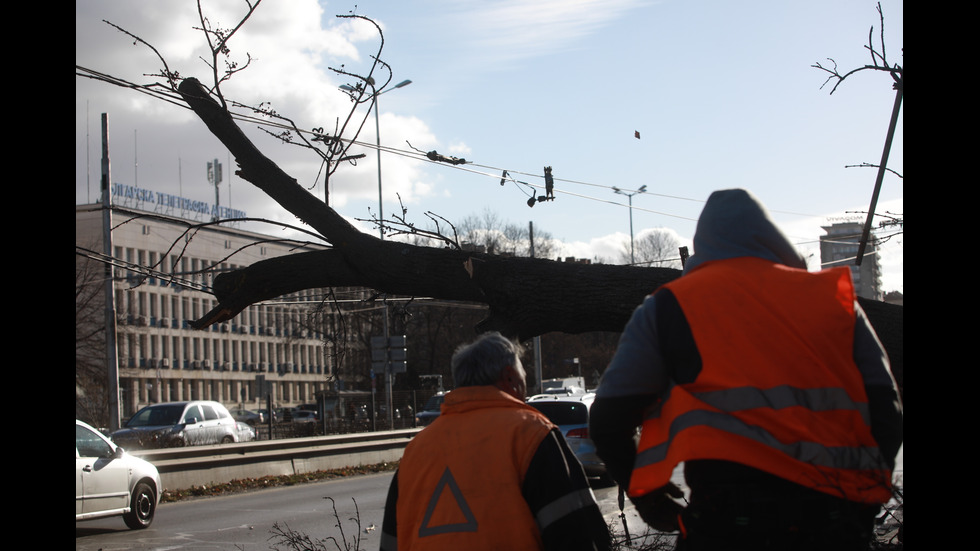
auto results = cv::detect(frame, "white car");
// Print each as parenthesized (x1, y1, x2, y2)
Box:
(235, 421, 256, 442)
(291, 410, 318, 424)
(111, 400, 241, 449)
(76, 419, 161, 529)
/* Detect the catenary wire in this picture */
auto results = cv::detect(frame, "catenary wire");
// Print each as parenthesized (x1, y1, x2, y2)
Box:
(78, 65, 900, 250)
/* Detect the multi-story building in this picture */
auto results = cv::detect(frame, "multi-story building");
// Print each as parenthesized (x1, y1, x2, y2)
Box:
(76, 201, 338, 418)
(819, 221, 882, 300)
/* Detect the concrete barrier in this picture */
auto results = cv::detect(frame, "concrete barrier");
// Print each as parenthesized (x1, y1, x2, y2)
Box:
(132, 428, 421, 490)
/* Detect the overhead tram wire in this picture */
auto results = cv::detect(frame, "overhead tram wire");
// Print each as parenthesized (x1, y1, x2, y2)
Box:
(235, 114, 709, 221)
(77, 64, 709, 224)
(331, 138, 748, 224)
(72, 66, 752, 224)
(77, 65, 854, 230)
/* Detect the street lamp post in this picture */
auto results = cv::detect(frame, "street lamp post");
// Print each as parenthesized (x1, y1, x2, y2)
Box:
(339, 78, 412, 429)
(340, 79, 413, 238)
(613, 185, 647, 265)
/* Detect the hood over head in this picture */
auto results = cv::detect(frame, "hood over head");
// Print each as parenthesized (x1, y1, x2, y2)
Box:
(683, 188, 807, 274)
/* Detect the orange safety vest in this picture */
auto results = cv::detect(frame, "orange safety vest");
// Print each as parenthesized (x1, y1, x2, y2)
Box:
(396, 386, 555, 550)
(629, 256, 893, 505)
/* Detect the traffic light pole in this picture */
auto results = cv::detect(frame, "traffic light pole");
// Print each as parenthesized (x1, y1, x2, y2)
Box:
(383, 306, 393, 429)
(371, 332, 407, 430)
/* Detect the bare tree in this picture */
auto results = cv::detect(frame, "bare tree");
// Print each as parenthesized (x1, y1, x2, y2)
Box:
(457, 208, 558, 259)
(76, 252, 109, 427)
(76, 3, 902, 386)
(811, 2, 902, 95)
(618, 228, 683, 269)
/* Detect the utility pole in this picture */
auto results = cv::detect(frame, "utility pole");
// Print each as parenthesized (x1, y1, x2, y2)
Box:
(101, 113, 121, 431)
(529, 221, 543, 396)
(856, 78, 903, 266)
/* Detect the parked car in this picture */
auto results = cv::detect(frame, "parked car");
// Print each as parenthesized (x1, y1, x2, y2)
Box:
(111, 401, 242, 449)
(296, 403, 319, 414)
(275, 407, 296, 422)
(256, 408, 277, 423)
(235, 421, 256, 442)
(526, 392, 606, 478)
(76, 419, 161, 529)
(416, 392, 446, 427)
(541, 385, 587, 396)
(291, 410, 318, 424)
(229, 408, 265, 426)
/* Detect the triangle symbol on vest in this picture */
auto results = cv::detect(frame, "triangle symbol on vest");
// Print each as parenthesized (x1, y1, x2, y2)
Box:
(419, 466, 479, 537)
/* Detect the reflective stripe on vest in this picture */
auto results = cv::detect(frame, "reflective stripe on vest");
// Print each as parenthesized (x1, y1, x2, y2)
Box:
(628, 257, 893, 504)
(536, 487, 598, 533)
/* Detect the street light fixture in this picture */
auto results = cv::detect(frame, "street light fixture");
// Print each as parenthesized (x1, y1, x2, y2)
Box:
(339, 78, 412, 430)
(612, 185, 647, 265)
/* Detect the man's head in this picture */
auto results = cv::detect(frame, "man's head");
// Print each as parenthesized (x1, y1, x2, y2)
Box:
(451, 332, 527, 400)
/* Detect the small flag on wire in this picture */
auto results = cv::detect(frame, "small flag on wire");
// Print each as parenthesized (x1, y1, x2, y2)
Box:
(634, 130, 641, 139)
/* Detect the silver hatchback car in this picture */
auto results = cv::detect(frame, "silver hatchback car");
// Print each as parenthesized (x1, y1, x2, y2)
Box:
(111, 400, 241, 449)
(76, 419, 161, 529)
(526, 392, 606, 479)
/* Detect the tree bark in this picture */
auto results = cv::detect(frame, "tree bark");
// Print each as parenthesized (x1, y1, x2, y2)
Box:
(179, 76, 678, 339)
(176, 77, 902, 389)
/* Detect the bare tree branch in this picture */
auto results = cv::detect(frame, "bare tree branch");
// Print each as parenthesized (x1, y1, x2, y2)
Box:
(79, 8, 903, 384)
(193, 0, 262, 107)
(812, 2, 902, 95)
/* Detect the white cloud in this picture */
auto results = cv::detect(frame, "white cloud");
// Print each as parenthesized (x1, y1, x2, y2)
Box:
(76, 0, 447, 231)
(435, 0, 652, 66)
(557, 232, 629, 263)
(448, 141, 472, 156)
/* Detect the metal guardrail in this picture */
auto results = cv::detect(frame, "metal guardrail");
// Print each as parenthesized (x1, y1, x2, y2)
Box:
(132, 428, 421, 491)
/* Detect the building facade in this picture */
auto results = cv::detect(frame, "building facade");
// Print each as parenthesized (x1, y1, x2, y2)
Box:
(77, 203, 337, 418)
(819, 221, 883, 301)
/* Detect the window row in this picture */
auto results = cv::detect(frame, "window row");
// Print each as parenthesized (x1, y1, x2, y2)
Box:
(119, 332, 329, 376)
(115, 283, 325, 338)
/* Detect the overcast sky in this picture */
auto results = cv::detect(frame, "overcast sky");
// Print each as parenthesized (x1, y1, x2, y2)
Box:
(76, 0, 903, 292)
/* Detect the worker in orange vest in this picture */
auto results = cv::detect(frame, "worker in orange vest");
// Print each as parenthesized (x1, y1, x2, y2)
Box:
(590, 189, 903, 550)
(381, 332, 610, 551)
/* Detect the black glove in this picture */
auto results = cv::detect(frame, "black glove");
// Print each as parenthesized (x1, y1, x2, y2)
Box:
(630, 483, 685, 532)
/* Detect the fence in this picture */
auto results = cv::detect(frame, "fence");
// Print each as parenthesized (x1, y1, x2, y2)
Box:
(252, 390, 441, 440)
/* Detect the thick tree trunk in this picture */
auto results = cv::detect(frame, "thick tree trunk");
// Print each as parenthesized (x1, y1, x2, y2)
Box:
(197, 243, 680, 339)
(176, 77, 902, 390)
(179, 77, 678, 339)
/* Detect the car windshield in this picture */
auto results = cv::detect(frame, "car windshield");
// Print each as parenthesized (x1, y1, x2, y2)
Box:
(528, 402, 588, 425)
(126, 404, 186, 427)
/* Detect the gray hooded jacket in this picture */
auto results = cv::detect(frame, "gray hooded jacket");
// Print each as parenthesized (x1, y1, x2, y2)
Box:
(589, 188, 902, 491)
(682, 188, 806, 274)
